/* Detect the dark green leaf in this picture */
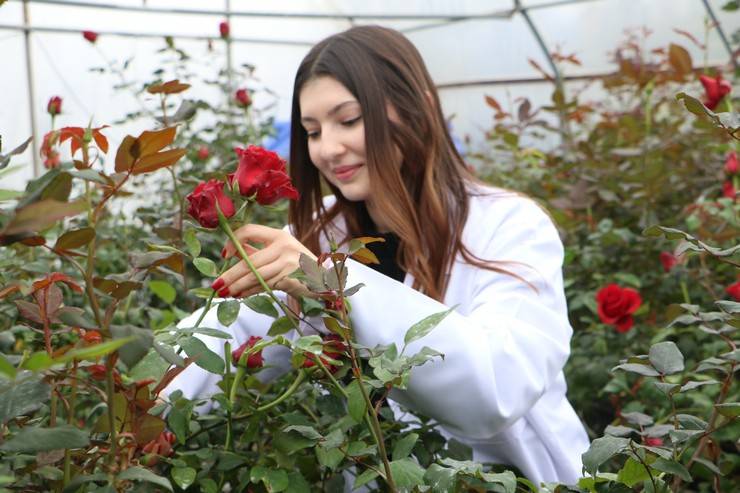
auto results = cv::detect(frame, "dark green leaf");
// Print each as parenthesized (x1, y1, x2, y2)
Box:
(110, 325, 153, 369)
(582, 435, 629, 475)
(54, 227, 95, 250)
(649, 342, 684, 375)
(117, 467, 173, 491)
(184, 228, 201, 257)
(425, 464, 458, 493)
(612, 363, 660, 377)
(617, 457, 652, 488)
(268, 316, 295, 336)
(0, 354, 15, 379)
(0, 424, 89, 452)
(243, 294, 279, 318)
(392, 432, 419, 461)
(346, 380, 367, 424)
(217, 300, 240, 326)
(651, 458, 691, 482)
(153, 341, 185, 367)
(171, 467, 196, 489)
(389, 458, 426, 489)
(714, 402, 740, 418)
(179, 336, 224, 374)
(0, 374, 50, 423)
(354, 469, 380, 490)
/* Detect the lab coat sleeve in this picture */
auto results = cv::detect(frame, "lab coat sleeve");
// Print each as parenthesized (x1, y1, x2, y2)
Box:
(344, 197, 572, 439)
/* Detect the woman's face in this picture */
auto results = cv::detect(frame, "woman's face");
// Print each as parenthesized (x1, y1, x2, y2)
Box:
(299, 76, 371, 202)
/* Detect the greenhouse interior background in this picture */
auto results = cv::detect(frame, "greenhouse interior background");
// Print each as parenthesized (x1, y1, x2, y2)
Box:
(2, 0, 738, 189)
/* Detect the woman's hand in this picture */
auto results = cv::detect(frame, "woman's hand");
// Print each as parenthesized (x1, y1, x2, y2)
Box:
(212, 224, 318, 300)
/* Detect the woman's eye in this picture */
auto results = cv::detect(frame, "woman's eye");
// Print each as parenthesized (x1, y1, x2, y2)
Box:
(342, 117, 361, 127)
(306, 130, 319, 139)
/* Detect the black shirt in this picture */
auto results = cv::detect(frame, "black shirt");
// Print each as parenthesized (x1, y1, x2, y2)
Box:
(357, 206, 406, 283)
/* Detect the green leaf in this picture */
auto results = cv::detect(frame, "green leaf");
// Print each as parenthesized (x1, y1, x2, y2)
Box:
(149, 280, 176, 304)
(651, 458, 691, 482)
(612, 363, 660, 377)
(392, 432, 419, 461)
(117, 467, 173, 491)
(268, 316, 295, 336)
(171, 467, 196, 489)
(346, 380, 367, 424)
(286, 471, 311, 493)
(0, 424, 89, 452)
(193, 257, 218, 277)
(54, 227, 95, 250)
(179, 336, 224, 374)
(316, 446, 344, 470)
(69, 168, 110, 184)
(167, 403, 192, 444)
(582, 435, 629, 476)
(0, 374, 50, 423)
(0, 136, 32, 170)
(714, 402, 740, 418)
(250, 466, 289, 492)
(480, 471, 517, 493)
(243, 294, 279, 318)
(0, 353, 16, 379)
(354, 469, 380, 490)
(152, 341, 185, 367)
(649, 342, 684, 375)
(425, 464, 458, 493)
(184, 228, 201, 257)
(109, 326, 152, 369)
(617, 457, 652, 487)
(283, 425, 323, 440)
(404, 307, 454, 348)
(217, 300, 240, 326)
(61, 473, 108, 493)
(389, 458, 426, 489)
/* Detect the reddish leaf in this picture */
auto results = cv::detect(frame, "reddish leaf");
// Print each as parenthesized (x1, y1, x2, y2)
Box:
(54, 227, 95, 251)
(147, 79, 191, 95)
(133, 127, 177, 157)
(132, 148, 186, 175)
(115, 136, 137, 173)
(1, 200, 86, 236)
(668, 43, 692, 76)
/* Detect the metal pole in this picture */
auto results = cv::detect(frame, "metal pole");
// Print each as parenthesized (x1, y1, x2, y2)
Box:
(701, 0, 738, 71)
(22, 0, 41, 177)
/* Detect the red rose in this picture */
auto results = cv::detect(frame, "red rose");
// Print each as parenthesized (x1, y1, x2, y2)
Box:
(47, 96, 62, 116)
(596, 283, 642, 333)
(87, 364, 122, 386)
(726, 281, 740, 301)
(232, 336, 264, 368)
(234, 88, 251, 107)
(219, 21, 230, 39)
(722, 181, 737, 200)
(725, 151, 738, 175)
(699, 74, 731, 111)
(229, 146, 299, 205)
(197, 145, 210, 161)
(644, 436, 663, 447)
(82, 330, 102, 345)
(302, 334, 347, 373)
(659, 251, 678, 273)
(82, 30, 99, 43)
(186, 179, 235, 228)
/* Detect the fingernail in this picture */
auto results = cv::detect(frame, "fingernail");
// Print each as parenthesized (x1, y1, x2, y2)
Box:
(211, 278, 224, 291)
(220, 248, 227, 258)
(218, 287, 230, 298)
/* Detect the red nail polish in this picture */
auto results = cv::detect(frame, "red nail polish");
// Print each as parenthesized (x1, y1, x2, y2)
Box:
(218, 287, 230, 297)
(220, 248, 226, 258)
(211, 278, 224, 291)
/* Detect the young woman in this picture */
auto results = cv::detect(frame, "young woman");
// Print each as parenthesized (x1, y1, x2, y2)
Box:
(167, 25, 589, 486)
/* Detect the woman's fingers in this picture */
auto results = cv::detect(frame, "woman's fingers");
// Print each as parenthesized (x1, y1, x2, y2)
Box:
(221, 240, 259, 260)
(214, 247, 280, 293)
(227, 261, 284, 297)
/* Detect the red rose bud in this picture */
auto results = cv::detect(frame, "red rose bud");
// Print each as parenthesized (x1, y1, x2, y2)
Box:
(725, 151, 738, 175)
(232, 336, 264, 368)
(230, 145, 299, 205)
(82, 330, 102, 345)
(47, 96, 62, 116)
(302, 334, 347, 373)
(234, 88, 251, 107)
(82, 30, 99, 43)
(141, 430, 176, 466)
(699, 74, 731, 111)
(197, 145, 210, 160)
(644, 437, 663, 447)
(659, 251, 678, 273)
(219, 21, 230, 39)
(186, 179, 236, 228)
(722, 181, 737, 200)
(726, 281, 740, 301)
(88, 364, 107, 380)
(596, 283, 642, 333)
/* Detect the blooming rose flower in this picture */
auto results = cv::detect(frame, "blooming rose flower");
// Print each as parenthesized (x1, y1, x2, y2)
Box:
(726, 281, 740, 301)
(232, 336, 264, 368)
(229, 146, 299, 205)
(47, 96, 62, 116)
(234, 88, 251, 107)
(186, 180, 235, 228)
(659, 251, 678, 273)
(141, 430, 176, 466)
(197, 145, 210, 160)
(219, 21, 230, 39)
(302, 334, 347, 373)
(699, 74, 731, 111)
(82, 30, 99, 43)
(725, 151, 738, 175)
(722, 181, 736, 200)
(596, 283, 642, 333)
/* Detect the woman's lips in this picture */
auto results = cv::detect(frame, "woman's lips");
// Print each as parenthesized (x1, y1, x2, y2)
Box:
(333, 164, 363, 181)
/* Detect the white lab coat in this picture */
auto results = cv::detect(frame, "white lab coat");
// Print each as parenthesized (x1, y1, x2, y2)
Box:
(165, 183, 589, 486)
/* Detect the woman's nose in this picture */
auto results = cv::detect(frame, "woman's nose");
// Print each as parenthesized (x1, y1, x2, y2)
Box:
(318, 130, 345, 162)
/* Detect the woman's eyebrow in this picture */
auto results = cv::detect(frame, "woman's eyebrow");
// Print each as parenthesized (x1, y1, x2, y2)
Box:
(301, 100, 358, 123)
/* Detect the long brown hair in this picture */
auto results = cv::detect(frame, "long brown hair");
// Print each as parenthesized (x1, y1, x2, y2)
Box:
(288, 25, 524, 301)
